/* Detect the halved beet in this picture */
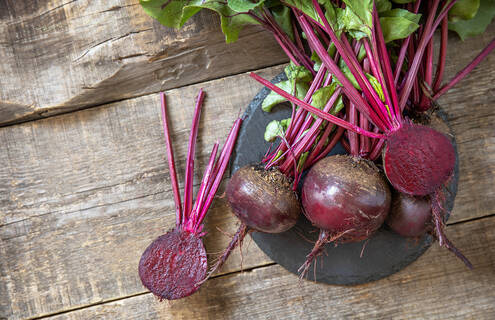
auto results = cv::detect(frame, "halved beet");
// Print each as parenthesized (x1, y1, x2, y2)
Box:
(383, 123, 455, 196)
(138, 229, 207, 300)
(226, 165, 301, 233)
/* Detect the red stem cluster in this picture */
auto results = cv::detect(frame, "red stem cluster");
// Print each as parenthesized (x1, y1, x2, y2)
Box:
(160, 91, 242, 234)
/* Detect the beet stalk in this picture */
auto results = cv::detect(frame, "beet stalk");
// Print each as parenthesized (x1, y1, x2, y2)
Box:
(138, 91, 242, 300)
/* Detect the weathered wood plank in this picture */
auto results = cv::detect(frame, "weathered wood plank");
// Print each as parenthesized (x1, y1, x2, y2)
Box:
(0, 66, 284, 320)
(0, 0, 287, 125)
(1, 44, 495, 318)
(46, 216, 495, 320)
(0, 187, 272, 320)
(0, 65, 283, 226)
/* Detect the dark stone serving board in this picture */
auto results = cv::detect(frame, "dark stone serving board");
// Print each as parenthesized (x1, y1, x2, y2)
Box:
(230, 72, 459, 285)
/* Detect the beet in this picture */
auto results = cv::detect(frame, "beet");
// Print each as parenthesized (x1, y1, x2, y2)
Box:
(226, 165, 301, 233)
(298, 155, 391, 278)
(302, 155, 391, 242)
(386, 193, 431, 237)
(139, 229, 207, 300)
(138, 91, 242, 300)
(383, 123, 456, 196)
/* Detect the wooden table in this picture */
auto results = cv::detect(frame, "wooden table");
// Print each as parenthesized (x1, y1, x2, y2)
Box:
(1, 2, 494, 319)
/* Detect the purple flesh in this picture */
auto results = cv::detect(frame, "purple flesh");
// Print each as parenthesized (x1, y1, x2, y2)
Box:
(138, 229, 207, 300)
(383, 123, 455, 196)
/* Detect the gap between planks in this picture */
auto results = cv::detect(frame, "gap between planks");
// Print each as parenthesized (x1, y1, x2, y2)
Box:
(27, 262, 278, 320)
(0, 60, 288, 128)
(23, 212, 495, 320)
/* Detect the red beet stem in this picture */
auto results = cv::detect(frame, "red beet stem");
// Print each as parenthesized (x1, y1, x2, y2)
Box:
(183, 89, 205, 223)
(196, 118, 242, 225)
(399, 0, 441, 111)
(250, 72, 385, 139)
(160, 92, 183, 226)
(372, 7, 401, 125)
(432, 16, 448, 92)
(295, 11, 389, 131)
(347, 102, 359, 156)
(394, 0, 422, 84)
(187, 142, 219, 232)
(307, 126, 345, 168)
(433, 37, 495, 99)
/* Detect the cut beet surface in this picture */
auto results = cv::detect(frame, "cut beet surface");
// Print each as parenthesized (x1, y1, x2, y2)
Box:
(138, 229, 207, 300)
(383, 123, 456, 196)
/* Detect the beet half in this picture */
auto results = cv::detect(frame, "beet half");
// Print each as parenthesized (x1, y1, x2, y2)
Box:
(139, 229, 207, 300)
(383, 123, 456, 196)
(138, 91, 242, 300)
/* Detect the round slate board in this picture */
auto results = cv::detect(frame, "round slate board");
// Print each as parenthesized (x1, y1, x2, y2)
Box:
(230, 73, 459, 285)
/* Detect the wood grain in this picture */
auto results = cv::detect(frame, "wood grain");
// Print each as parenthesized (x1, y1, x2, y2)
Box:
(0, 66, 283, 320)
(46, 216, 495, 320)
(0, 0, 287, 125)
(0, 25, 494, 319)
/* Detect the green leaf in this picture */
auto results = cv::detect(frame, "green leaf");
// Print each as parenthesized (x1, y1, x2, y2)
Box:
(449, 0, 495, 40)
(140, 0, 200, 28)
(312, 84, 337, 110)
(335, 59, 360, 89)
(380, 9, 421, 24)
(366, 74, 385, 102)
(228, 0, 264, 13)
(271, 5, 295, 41)
(311, 82, 344, 116)
(449, 0, 480, 21)
(391, 0, 416, 3)
(297, 151, 309, 171)
(284, 63, 313, 82)
(341, 0, 373, 38)
(376, 0, 392, 13)
(379, 16, 420, 42)
(283, 0, 322, 23)
(140, 0, 260, 43)
(264, 118, 291, 142)
(261, 80, 310, 112)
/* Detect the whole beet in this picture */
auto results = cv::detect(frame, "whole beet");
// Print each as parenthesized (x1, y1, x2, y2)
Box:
(226, 165, 301, 233)
(302, 155, 391, 242)
(386, 193, 431, 237)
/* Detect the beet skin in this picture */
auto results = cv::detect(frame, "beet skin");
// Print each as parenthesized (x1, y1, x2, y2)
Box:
(138, 229, 207, 300)
(226, 165, 300, 233)
(383, 123, 455, 196)
(301, 155, 391, 242)
(386, 193, 431, 237)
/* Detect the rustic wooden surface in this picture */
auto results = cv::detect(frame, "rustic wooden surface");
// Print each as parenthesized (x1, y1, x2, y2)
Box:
(0, 0, 286, 126)
(1, 2, 495, 320)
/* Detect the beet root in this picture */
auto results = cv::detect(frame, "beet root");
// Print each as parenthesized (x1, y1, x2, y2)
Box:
(301, 155, 391, 242)
(138, 229, 207, 300)
(383, 123, 455, 196)
(226, 165, 301, 233)
(386, 193, 431, 237)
